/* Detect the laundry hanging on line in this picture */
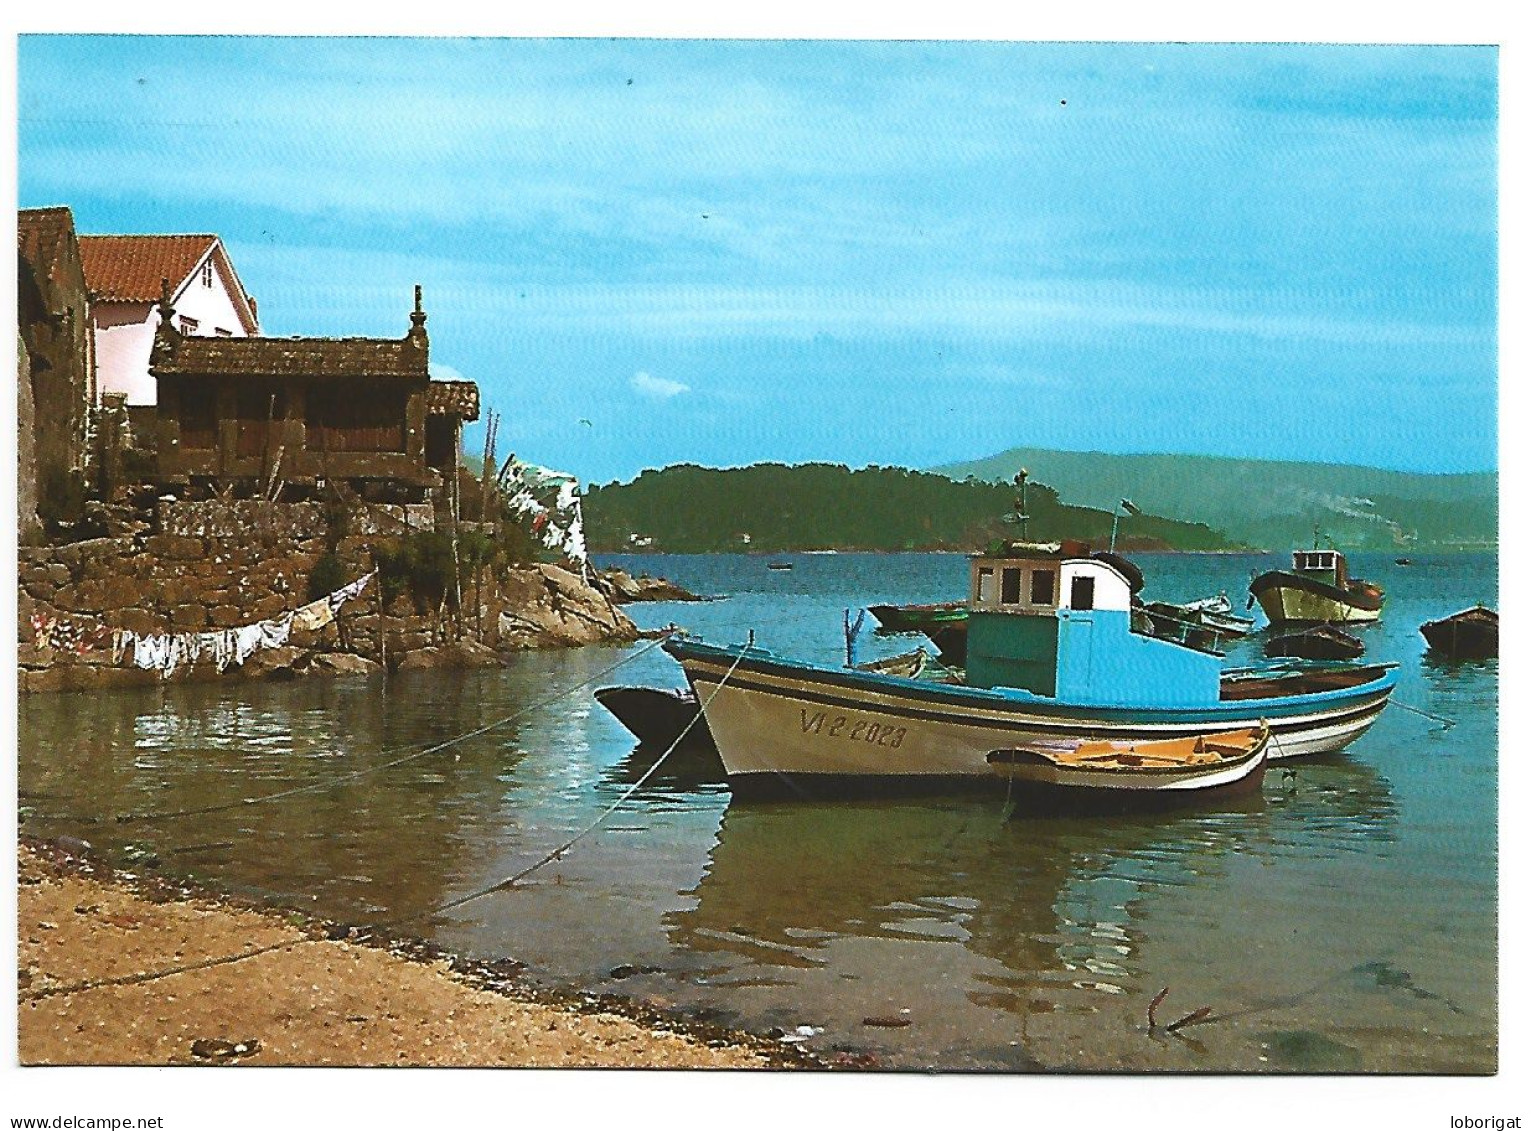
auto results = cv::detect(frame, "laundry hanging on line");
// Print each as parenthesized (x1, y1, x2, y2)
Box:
(497, 458, 589, 566)
(34, 571, 376, 678)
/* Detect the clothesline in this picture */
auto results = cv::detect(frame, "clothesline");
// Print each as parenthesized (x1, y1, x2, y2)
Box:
(30, 571, 375, 678)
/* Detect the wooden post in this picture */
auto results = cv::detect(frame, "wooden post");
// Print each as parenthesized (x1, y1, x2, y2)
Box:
(475, 410, 497, 641)
(374, 550, 387, 673)
(449, 451, 462, 642)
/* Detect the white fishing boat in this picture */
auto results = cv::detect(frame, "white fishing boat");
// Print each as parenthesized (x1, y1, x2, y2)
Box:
(665, 541, 1396, 795)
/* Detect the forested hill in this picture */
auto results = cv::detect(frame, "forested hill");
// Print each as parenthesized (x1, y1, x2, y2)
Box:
(934, 448, 1497, 551)
(582, 463, 1235, 553)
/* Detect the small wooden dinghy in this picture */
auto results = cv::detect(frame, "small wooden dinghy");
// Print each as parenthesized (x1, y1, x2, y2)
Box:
(987, 724, 1269, 807)
(1420, 605, 1498, 659)
(1264, 624, 1365, 661)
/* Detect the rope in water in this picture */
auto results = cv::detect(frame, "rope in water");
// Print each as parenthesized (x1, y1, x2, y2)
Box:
(91, 632, 675, 826)
(401, 642, 749, 921)
(21, 639, 748, 1003)
(1391, 699, 1457, 730)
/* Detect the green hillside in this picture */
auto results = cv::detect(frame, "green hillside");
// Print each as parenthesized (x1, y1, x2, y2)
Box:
(933, 448, 1497, 551)
(584, 463, 1234, 553)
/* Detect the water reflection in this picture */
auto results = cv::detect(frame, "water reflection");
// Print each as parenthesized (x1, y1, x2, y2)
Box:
(1419, 654, 1500, 709)
(669, 758, 1399, 1013)
(671, 800, 1221, 992)
(19, 672, 551, 920)
(1259, 754, 1398, 849)
(598, 740, 729, 798)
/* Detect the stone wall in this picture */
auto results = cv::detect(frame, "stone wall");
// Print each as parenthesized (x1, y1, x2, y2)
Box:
(154, 499, 435, 540)
(18, 208, 93, 520)
(18, 527, 638, 694)
(18, 333, 40, 540)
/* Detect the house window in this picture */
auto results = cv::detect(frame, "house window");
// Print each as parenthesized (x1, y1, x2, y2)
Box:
(1000, 568, 1022, 604)
(179, 315, 200, 334)
(1030, 569, 1055, 605)
(976, 567, 995, 604)
(216, 327, 233, 337)
(1070, 576, 1095, 610)
(202, 262, 214, 287)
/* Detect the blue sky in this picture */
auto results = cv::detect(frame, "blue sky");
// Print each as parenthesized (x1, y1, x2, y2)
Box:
(18, 37, 1497, 483)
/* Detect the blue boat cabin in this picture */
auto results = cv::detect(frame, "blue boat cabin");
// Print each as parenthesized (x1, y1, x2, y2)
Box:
(964, 542, 1221, 708)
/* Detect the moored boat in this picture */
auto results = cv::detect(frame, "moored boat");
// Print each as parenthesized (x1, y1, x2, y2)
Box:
(1137, 594, 1253, 654)
(1420, 606, 1498, 659)
(867, 601, 967, 635)
(1265, 624, 1366, 662)
(597, 649, 941, 751)
(987, 724, 1269, 809)
(665, 541, 1396, 796)
(1181, 593, 1256, 637)
(594, 686, 717, 752)
(1249, 549, 1384, 626)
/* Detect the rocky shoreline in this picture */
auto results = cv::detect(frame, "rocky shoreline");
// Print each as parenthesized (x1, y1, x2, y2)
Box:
(18, 512, 704, 694)
(17, 837, 826, 1069)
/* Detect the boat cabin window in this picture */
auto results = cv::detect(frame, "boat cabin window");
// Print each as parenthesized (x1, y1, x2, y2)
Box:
(1001, 568, 1022, 604)
(976, 567, 995, 604)
(1030, 569, 1055, 605)
(1070, 576, 1095, 611)
(1295, 551, 1337, 572)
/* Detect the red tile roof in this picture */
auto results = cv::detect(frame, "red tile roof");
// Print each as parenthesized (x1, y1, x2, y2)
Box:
(152, 333, 430, 381)
(78, 234, 219, 303)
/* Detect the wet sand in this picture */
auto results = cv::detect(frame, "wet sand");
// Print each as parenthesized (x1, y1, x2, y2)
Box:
(17, 840, 782, 1069)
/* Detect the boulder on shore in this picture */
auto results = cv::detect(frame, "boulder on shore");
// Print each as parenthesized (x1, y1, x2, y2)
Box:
(242, 646, 303, 680)
(304, 653, 383, 678)
(597, 568, 704, 604)
(491, 564, 640, 650)
(394, 640, 501, 672)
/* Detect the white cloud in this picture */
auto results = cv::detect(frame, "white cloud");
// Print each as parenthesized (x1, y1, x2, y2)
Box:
(429, 362, 466, 381)
(630, 371, 690, 399)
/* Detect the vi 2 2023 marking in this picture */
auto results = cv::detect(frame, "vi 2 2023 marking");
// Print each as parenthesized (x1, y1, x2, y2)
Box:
(799, 709, 907, 748)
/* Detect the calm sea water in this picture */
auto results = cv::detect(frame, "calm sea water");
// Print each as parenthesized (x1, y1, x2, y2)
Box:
(17, 551, 1497, 1072)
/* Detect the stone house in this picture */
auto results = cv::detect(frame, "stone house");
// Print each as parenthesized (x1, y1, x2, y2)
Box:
(151, 285, 479, 503)
(79, 232, 260, 407)
(17, 206, 95, 530)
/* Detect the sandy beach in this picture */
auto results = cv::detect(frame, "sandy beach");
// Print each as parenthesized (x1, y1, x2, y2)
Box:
(17, 840, 787, 1069)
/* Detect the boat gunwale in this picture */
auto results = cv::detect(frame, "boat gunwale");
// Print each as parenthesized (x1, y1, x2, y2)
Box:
(664, 639, 1398, 725)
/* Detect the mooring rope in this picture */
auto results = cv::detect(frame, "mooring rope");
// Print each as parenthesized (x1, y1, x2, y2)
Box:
(405, 642, 749, 921)
(20, 638, 746, 1003)
(1390, 699, 1457, 730)
(20, 934, 302, 1003)
(80, 633, 675, 826)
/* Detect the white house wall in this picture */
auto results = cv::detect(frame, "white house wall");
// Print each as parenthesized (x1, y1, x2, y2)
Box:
(173, 254, 253, 341)
(92, 248, 255, 406)
(94, 302, 158, 405)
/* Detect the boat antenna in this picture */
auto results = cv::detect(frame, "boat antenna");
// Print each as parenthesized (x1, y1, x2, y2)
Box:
(1111, 497, 1139, 554)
